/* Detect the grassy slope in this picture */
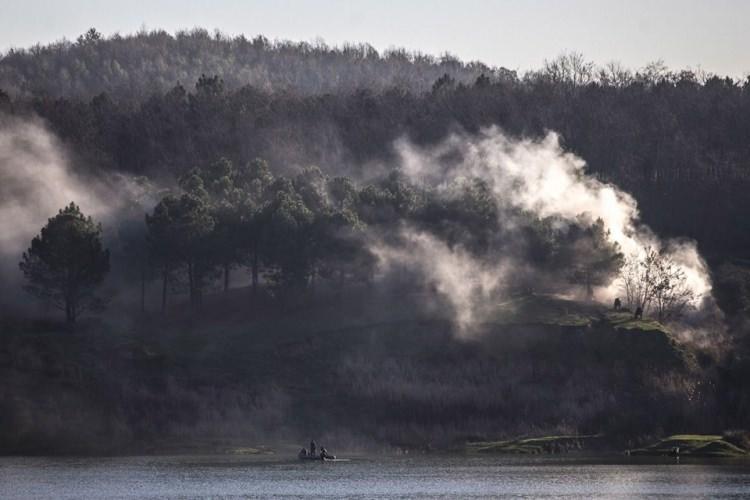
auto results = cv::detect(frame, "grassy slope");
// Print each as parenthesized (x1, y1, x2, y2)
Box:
(487, 293, 670, 332)
(194, 291, 693, 443)
(0, 288, 703, 453)
(158, 291, 686, 405)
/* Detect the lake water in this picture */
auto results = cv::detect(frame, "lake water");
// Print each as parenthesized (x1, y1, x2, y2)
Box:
(2, 454, 750, 499)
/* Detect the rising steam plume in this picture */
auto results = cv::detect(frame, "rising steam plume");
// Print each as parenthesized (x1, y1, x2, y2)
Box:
(372, 128, 712, 332)
(0, 117, 713, 334)
(0, 117, 149, 307)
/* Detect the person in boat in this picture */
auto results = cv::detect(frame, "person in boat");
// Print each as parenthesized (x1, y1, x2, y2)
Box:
(319, 446, 334, 460)
(298, 448, 308, 459)
(310, 439, 316, 456)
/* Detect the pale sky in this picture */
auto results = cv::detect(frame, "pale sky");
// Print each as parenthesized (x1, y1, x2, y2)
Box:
(1, 0, 748, 78)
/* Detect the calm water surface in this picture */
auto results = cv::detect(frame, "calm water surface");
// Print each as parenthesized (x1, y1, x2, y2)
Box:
(2, 454, 750, 499)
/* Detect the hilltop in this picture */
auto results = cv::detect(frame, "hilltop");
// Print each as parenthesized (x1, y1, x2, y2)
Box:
(0, 28, 494, 99)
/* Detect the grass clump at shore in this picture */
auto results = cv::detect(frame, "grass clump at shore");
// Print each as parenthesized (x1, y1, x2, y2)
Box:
(628, 434, 748, 458)
(466, 435, 603, 455)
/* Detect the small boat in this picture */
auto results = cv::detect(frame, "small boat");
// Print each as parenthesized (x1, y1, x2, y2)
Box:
(298, 449, 339, 461)
(299, 454, 338, 461)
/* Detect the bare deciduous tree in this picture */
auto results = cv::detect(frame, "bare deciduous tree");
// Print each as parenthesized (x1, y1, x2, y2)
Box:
(619, 247, 695, 321)
(542, 52, 595, 87)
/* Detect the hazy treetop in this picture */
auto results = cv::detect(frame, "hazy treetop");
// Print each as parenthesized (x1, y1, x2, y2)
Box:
(2, 27, 747, 102)
(0, 28, 499, 99)
(1, 0, 749, 78)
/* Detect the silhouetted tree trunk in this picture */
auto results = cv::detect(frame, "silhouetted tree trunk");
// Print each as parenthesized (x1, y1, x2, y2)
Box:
(65, 301, 73, 324)
(251, 246, 259, 296)
(65, 298, 78, 324)
(188, 260, 194, 306)
(140, 266, 146, 313)
(161, 269, 168, 313)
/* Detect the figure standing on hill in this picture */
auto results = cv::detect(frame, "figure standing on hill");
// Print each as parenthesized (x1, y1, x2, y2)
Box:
(634, 306, 643, 319)
(613, 298, 622, 311)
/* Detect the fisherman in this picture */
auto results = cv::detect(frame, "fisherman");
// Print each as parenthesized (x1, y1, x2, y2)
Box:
(310, 439, 316, 456)
(634, 306, 643, 319)
(319, 446, 333, 460)
(298, 448, 308, 459)
(613, 298, 622, 311)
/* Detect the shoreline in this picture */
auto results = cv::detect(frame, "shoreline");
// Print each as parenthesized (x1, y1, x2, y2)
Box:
(2, 434, 748, 461)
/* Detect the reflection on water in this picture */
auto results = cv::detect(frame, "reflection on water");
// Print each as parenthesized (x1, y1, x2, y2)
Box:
(1, 454, 750, 499)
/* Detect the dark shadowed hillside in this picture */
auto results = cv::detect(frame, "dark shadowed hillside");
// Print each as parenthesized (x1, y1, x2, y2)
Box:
(0, 289, 717, 454)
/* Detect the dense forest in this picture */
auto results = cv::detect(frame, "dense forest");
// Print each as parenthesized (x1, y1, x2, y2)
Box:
(0, 28, 494, 98)
(2, 29, 749, 256)
(1, 29, 750, 454)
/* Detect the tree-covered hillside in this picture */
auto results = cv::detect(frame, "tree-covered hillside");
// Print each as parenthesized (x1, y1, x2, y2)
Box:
(1, 28, 750, 454)
(0, 28, 495, 99)
(1, 31, 749, 257)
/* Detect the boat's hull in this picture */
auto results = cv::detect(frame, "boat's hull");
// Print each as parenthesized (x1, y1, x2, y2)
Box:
(298, 455, 337, 461)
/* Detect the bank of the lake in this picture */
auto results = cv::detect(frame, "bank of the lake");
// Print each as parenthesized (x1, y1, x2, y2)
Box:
(464, 433, 749, 459)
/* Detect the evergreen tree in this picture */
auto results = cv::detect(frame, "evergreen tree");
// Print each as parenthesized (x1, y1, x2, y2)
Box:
(19, 203, 110, 323)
